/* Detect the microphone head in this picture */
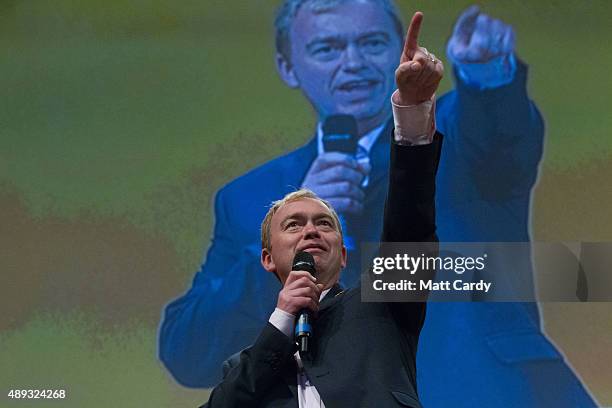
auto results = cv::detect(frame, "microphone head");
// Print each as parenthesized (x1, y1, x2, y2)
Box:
(322, 114, 358, 154)
(322, 114, 358, 136)
(292, 251, 316, 275)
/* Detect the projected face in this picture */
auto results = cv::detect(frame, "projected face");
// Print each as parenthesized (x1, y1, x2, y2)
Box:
(278, 1, 403, 133)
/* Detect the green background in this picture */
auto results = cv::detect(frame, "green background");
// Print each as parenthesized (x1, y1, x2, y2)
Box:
(2, 1, 611, 406)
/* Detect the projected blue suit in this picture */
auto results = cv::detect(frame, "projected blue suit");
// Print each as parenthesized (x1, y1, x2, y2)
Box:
(159, 2, 596, 406)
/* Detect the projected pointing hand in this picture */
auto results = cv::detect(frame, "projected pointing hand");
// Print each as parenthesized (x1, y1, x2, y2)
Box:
(447, 5, 516, 63)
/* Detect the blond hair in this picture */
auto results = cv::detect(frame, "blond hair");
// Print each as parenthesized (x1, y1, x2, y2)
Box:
(261, 189, 343, 250)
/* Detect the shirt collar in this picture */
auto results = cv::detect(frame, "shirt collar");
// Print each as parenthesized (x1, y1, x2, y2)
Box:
(319, 287, 332, 301)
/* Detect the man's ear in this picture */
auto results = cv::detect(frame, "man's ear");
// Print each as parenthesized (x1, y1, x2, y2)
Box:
(262, 248, 282, 283)
(275, 53, 300, 89)
(261, 247, 276, 274)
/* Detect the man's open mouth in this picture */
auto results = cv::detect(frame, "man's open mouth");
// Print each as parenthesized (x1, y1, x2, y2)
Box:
(337, 79, 379, 92)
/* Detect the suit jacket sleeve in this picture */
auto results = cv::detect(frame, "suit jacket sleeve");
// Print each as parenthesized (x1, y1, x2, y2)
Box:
(437, 59, 544, 200)
(381, 134, 442, 335)
(199, 323, 296, 408)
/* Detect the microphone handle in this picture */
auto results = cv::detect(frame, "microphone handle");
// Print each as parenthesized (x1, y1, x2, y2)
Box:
(295, 309, 312, 353)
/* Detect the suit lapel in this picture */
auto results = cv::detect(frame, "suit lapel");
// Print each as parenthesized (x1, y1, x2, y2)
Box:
(319, 283, 345, 313)
(280, 134, 318, 192)
(367, 119, 393, 189)
(280, 359, 298, 401)
(298, 284, 345, 388)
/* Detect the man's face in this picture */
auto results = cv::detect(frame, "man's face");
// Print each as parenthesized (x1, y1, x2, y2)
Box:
(280, 1, 403, 129)
(262, 198, 347, 288)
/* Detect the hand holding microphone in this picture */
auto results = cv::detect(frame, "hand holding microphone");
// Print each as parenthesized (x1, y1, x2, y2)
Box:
(301, 115, 370, 216)
(276, 270, 321, 315)
(276, 252, 323, 353)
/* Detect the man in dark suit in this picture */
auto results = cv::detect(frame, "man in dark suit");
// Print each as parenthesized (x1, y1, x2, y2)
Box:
(201, 14, 442, 407)
(160, 1, 597, 406)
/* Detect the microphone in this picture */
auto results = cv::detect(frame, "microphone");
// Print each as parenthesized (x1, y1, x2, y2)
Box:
(322, 114, 358, 154)
(293, 251, 316, 354)
(322, 115, 359, 251)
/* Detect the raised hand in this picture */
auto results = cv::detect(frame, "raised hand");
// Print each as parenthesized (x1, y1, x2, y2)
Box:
(395, 12, 444, 106)
(447, 5, 515, 63)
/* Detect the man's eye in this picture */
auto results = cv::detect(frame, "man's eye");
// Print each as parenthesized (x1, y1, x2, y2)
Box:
(314, 46, 332, 54)
(312, 45, 341, 60)
(361, 39, 387, 54)
(318, 220, 333, 227)
(286, 221, 300, 230)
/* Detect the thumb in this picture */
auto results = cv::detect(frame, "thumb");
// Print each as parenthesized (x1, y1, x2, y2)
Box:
(452, 48, 468, 60)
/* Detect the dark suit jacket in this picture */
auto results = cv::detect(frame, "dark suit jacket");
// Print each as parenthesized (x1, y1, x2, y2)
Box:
(200, 134, 443, 408)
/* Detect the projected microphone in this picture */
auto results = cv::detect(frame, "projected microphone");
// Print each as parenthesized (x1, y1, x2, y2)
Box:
(322, 114, 360, 251)
(322, 114, 358, 154)
(293, 251, 316, 354)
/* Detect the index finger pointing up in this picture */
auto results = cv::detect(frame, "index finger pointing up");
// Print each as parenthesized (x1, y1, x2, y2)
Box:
(402, 11, 424, 62)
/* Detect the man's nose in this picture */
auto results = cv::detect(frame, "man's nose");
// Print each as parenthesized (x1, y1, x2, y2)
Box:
(303, 221, 321, 239)
(342, 44, 367, 72)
